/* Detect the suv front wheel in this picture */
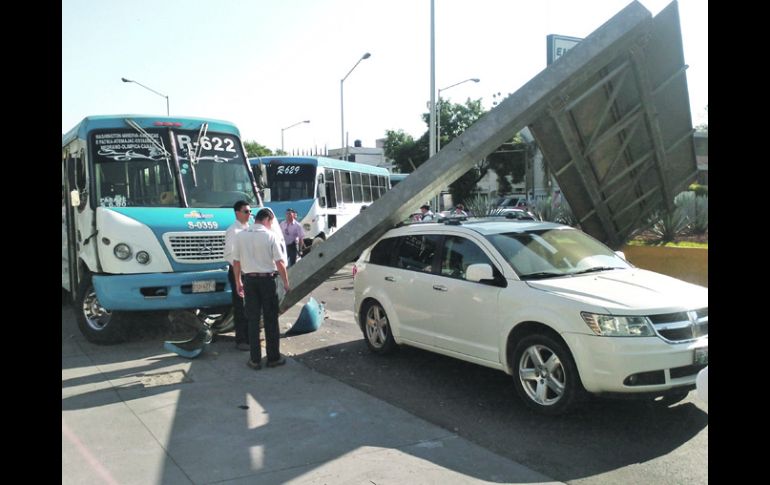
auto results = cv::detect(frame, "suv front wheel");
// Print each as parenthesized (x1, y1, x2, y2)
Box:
(511, 334, 584, 415)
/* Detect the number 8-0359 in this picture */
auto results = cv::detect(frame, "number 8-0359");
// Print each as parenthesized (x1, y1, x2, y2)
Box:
(188, 221, 219, 229)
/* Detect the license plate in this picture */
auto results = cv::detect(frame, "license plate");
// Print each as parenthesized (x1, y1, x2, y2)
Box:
(694, 347, 708, 365)
(192, 280, 216, 293)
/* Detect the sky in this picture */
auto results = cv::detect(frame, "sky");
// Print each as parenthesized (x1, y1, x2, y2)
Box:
(62, 0, 707, 153)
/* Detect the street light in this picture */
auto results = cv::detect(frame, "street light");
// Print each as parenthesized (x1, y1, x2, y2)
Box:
(437, 78, 479, 152)
(340, 52, 371, 160)
(121, 77, 170, 116)
(281, 120, 310, 153)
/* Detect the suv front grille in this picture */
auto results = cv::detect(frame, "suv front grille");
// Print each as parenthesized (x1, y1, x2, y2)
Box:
(649, 308, 708, 343)
(163, 232, 225, 263)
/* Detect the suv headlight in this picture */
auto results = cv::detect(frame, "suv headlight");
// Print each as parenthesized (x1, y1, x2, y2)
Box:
(580, 312, 654, 337)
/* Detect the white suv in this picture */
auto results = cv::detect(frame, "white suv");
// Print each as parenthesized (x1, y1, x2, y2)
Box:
(353, 219, 708, 415)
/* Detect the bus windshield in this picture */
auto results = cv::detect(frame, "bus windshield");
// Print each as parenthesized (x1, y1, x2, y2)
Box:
(91, 127, 255, 208)
(266, 162, 315, 201)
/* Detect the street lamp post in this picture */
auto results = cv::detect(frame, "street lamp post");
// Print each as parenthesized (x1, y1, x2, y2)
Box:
(281, 120, 310, 153)
(340, 52, 371, 160)
(437, 78, 479, 153)
(121, 77, 169, 116)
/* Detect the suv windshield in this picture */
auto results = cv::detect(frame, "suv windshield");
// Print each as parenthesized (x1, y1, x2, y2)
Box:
(92, 127, 255, 208)
(485, 228, 631, 279)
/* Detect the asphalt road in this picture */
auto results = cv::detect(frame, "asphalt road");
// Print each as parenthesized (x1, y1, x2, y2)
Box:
(83, 264, 707, 484)
(276, 264, 709, 485)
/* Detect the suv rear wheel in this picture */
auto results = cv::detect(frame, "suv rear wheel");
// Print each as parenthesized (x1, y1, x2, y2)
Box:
(512, 334, 583, 415)
(361, 300, 396, 354)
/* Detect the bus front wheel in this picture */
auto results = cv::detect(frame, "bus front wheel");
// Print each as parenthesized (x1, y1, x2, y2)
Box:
(74, 272, 129, 344)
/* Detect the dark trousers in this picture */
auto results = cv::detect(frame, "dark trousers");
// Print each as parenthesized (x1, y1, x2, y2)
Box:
(228, 266, 249, 344)
(286, 242, 298, 267)
(243, 275, 280, 363)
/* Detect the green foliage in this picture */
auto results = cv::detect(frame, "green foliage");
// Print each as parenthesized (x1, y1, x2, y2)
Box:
(487, 133, 528, 194)
(648, 208, 691, 243)
(463, 195, 498, 217)
(532, 197, 578, 227)
(688, 183, 708, 197)
(243, 140, 274, 157)
(675, 191, 708, 235)
(383, 129, 426, 173)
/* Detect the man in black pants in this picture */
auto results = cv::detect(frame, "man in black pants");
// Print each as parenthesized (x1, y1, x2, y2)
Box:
(232, 208, 290, 369)
(224, 200, 252, 351)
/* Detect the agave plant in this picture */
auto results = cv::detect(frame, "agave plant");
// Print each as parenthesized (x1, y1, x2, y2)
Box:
(647, 208, 691, 243)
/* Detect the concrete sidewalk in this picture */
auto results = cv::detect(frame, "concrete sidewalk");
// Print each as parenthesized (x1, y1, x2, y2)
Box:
(62, 306, 561, 485)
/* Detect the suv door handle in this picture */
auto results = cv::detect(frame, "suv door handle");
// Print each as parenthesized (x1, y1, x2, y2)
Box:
(384, 276, 395, 282)
(432, 284, 448, 291)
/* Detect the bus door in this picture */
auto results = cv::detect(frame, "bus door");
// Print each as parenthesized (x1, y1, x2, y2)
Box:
(62, 147, 83, 295)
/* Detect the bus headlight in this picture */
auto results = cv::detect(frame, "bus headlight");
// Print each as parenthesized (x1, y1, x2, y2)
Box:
(114, 243, 132, 260)
(136, 251, 151, 264)
(303, 223, 311, 231)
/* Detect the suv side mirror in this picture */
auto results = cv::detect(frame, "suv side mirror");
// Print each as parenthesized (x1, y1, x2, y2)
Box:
(466, 263, 494, 282)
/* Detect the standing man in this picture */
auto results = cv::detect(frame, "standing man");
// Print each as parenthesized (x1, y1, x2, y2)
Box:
(233, 208, 290, 370)
(224, 200, 251, 351)
(280, 208, 305, 266)
(419, 204, 435, 222)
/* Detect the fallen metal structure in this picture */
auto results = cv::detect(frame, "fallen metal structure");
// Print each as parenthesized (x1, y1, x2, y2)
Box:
(280, 0, 697, 312)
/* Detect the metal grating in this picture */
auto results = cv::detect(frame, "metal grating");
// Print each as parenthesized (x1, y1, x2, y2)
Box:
(527, 2, 698, 248)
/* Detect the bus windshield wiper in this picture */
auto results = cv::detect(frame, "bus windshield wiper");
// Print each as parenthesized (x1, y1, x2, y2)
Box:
(125, 118, 173, 180)
(570, 266, 621, 276)
(188, 123, 208, 188)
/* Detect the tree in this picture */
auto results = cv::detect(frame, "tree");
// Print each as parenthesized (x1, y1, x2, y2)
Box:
(243, 140, 275, 157)
(383, 97, 529, 206)
(383, 129, 424, 173)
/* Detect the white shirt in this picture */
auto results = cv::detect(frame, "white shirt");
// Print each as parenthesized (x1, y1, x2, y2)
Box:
(232, 224, 286, 273)
(223, 220, 249, 265)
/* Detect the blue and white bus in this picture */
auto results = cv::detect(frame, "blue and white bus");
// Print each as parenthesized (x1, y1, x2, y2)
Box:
(251, 156, 390, 242)
(62, 115, 261, 343)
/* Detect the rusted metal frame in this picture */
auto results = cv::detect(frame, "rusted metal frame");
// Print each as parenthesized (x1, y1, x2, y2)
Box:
(629, 45, 676, 213)
(581, 66, 633, 156)
(564, 59, 631, 112)
(550, 107, 621, 246)
(602, 159, 656, 208)
(598, 120, 643, 186)
(614, 184, 660, 221)
(618, 199, 659, 239)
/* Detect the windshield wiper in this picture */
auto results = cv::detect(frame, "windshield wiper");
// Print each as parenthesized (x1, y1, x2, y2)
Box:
(125, 118, 174, 180)
(518, 271, 563, 280)
(570, 266, 621, 276)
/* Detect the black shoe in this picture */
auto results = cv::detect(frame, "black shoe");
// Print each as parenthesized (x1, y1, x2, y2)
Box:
(247, 359, 262, 370)
(266, 356, 286, 368)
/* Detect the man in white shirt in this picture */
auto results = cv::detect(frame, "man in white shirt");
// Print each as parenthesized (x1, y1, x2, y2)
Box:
(224, 200, 252, 351)
(233, 208, 290, 369)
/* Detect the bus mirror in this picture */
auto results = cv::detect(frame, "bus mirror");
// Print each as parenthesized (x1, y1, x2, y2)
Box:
(70, 190, 81, 207)
(262, 188, 271, 202)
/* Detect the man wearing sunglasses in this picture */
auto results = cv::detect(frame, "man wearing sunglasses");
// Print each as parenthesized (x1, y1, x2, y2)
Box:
(224, 200, 252, 351)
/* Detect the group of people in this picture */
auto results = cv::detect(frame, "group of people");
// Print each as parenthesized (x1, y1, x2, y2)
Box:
(223, 202, 306, 370)
(416, 203, 467, 222)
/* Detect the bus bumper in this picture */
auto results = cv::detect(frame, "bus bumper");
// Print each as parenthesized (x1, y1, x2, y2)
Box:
(92, 269, 231, 311)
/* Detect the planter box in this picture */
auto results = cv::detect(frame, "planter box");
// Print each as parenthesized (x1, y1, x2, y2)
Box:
(621, 245, 708, 287)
